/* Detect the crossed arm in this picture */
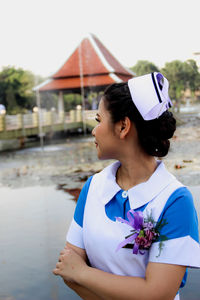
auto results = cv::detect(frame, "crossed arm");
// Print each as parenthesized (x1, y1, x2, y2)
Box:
(60, 243, 102, 300)
(53, 242, 186, 300)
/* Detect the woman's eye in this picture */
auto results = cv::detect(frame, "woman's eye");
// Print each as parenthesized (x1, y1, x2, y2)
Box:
(95, 117, 100, 123)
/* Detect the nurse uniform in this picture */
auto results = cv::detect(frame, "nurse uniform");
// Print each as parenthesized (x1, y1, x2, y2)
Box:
(67, 161, 200, 300)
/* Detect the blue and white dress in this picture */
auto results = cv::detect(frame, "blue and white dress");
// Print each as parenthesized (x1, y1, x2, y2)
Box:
(67, 161, 200, 300)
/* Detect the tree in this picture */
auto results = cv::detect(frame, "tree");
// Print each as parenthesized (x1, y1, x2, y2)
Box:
(130, 60, 159, 76)
(63, 93, 82, 111)
(161, 60, 200, 101)
(183, 59, 200, 93)
(161, 60, 185, 101)
(0, 66, 36, 114)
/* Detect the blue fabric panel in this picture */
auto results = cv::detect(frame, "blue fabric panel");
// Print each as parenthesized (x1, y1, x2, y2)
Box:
(156, 187, 198, 290)
(157, 187, 199, 242)
(180, 269, 188, 288)
(105, 190, 148, 222)
(74, 176, 93, 227)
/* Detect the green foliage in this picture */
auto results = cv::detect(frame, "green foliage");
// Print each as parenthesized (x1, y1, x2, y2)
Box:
(0, 66, 37, 114)
(161, 60, 200, 101)
(161, 60, 186, 100)
(183, 59, 200, 92)
(63, 93, 82, 111)
(130, 60, 159, 76)
(130, 59, 200, 103)
(40, 92, 58, 110)
(155, 219, 168, 258)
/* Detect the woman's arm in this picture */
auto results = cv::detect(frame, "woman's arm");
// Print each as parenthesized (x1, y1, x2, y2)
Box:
(79, 261, 185, 300)
(65, 281, 103, 300)
(60, 242, 103, 300)
(53, 247, 186, 300)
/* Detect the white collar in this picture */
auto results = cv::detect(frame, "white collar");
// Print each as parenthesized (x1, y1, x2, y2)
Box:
(99, 161, 175, 209)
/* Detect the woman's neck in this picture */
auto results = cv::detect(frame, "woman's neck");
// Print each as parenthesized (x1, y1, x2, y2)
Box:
(116, 153, 157, 191)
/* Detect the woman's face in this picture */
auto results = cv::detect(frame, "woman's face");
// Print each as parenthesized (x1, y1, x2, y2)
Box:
(92, 98, 119, 160)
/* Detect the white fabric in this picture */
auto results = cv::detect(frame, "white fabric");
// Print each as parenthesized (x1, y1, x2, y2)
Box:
(82, 162, 185, 275)
(149, 236, 200, 267)
(97, 160, 179, 209)
(83, 173, 149, 277)
(128, 72, 172, 120)
(67, 218, 84, 249)
(144, 177, 183, 221)
(174, 294, 180, 300)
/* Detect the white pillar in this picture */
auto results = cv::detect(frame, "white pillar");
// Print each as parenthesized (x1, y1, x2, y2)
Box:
(58, 91, 64, 113)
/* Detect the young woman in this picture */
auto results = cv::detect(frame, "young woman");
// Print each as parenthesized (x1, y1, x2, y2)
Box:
(53, 73, 200, 300)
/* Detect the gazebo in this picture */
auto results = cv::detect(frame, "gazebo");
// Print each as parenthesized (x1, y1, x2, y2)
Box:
(35, 33, 134, 112)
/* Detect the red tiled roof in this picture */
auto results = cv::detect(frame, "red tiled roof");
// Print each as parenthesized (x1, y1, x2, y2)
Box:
(53, 38, 109, 78)
(39, 74, 122, 92)
(38, 34, 134, 92)
(92, 34, 131, 76)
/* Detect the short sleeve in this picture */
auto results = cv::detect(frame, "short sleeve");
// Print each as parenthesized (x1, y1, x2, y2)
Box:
(66, 176, 93, 248)
(149, 187, 200, 268)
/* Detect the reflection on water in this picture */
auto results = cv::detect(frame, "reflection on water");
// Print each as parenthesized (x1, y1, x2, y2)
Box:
(0, 185, 81, 300)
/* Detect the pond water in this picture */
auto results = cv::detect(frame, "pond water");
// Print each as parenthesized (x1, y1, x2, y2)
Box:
(0, 185, 81, 300)
(0, 136, 200, 300)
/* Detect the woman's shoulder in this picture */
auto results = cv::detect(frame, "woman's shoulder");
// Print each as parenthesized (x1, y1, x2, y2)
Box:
(158, 186, 199, 241)
(164, 186, 194, 212)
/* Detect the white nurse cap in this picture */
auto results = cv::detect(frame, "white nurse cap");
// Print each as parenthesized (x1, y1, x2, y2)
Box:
(128, 72, 172, 121)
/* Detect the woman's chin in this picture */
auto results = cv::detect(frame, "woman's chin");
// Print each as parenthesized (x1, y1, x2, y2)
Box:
(97, 151, 106, 160)
(97, 153, 104, 160)
(97, 152, 114, 161)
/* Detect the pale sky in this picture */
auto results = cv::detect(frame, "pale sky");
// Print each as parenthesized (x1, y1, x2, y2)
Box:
(0, 0, 199, 77)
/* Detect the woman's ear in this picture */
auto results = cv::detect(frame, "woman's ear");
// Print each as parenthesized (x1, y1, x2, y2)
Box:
(118, 117, 131, 139)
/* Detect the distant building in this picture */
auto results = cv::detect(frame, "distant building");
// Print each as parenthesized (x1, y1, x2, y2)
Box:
(34, 33, 135, 112)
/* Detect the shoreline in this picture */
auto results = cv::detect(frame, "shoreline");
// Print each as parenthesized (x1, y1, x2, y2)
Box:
(0, 112, 199, 189)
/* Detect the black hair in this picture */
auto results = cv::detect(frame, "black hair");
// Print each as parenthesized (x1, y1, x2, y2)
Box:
(103, 82, 176, 157)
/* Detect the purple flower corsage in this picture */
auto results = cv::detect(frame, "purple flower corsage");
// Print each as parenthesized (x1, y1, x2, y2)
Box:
(116, 209, 167, 256)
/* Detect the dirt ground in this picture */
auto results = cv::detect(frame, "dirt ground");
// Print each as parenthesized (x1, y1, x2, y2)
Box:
(163, 113, 200, 186)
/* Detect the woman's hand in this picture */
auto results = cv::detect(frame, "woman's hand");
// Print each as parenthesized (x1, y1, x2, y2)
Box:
(53, 246, 88, 283)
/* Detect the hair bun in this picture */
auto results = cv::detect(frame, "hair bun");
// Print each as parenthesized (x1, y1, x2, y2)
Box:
(157, 111, 176, 140)
(137, 111, 176, 157)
